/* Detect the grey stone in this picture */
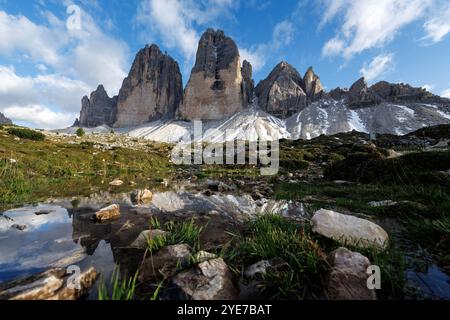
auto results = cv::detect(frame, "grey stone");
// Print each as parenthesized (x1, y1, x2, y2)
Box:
(139, 244, 192, 282)
(326, 247, 376, 300)
(130, 229, 167, 249)
(311, 209, 389, 249)
(172, 258, 238, 300)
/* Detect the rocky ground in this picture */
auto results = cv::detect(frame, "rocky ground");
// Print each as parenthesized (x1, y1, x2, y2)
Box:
(0, 124, 449, 300)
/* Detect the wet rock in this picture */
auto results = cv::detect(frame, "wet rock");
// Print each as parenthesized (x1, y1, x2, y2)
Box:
(172, 258, 238, 300)
(1, 267, 98, 300)
(109, 179, 124, 186)
(311, 209, 389, 249)
(139, 244, 191, 282)
(94, 204, 120, 222)
(130, 229, 167, 249)
(48, 267, 98, 300)
(244, 258, 290, 279)
(326, 247, 376, 300)
(11, 224, 27, 231)
(35, 210, 53, 215)
(194, 251, 217, 264)
(131, 189, 153, 204)
(244, 260, 271, 278)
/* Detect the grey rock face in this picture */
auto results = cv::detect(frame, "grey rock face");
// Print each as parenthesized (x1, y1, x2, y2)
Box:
(241, 60, 255, 104)
(78, 85, 117, 127)
(303, 67, 324, 100)
(178, 29, 246, 120)
(348, 77, 378, 107)
(255, 61, 307, 118)
(114, 44, 183, 127)
(0, 111, 12, 125)
(371, 81, 442, 103)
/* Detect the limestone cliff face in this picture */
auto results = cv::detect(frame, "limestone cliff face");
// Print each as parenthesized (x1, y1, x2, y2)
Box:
(255, 61, 307, 118)
(303, 67, 324, 101)
(178, 29, 247, 121)
(0, 111, 12, 125)
(114, 44, 183, 127)
(78, 85, 117, 127)
(241, 60, 255, 104)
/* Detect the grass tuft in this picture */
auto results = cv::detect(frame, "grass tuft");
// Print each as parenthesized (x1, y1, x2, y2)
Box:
(98, 267, 138, 300)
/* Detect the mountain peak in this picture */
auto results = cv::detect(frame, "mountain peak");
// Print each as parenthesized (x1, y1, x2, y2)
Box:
(0, 111, 12, 125)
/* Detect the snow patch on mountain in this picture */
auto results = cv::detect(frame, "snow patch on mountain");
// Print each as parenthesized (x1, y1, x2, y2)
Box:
(56, 100, 450, 143)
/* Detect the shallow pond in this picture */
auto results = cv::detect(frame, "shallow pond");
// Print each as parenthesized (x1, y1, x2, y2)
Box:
(0, 190, 449, 300)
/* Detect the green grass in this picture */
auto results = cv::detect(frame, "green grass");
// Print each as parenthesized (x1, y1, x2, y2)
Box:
(146, 218, 205, 253)
(7, 127, 45, 141)
(98, 268, 138, 300)
(0, 133, 173, 210)
(234, 214, 328, 300)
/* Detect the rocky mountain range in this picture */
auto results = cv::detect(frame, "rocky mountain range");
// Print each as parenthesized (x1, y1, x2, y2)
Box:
(0, 112, 12, 125)
(73, 28, 450, 141)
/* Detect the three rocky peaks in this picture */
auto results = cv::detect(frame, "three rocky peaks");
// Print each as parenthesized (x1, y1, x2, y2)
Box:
(76, 28, 443, 128)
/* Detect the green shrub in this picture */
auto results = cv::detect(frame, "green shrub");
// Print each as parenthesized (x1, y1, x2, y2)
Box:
(324, 151, 450, 185)
(7, 127, 45, 141)
(76, 127, 85, 137)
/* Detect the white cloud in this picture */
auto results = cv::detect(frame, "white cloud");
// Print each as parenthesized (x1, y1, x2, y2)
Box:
(0, 65, 90, 128)
(3, 105, 76, 129)
(422, 84, 435, 92)
(240, 20, 294, 72)
(360, 53, 394, 82)
(422, 3, 450, 44)
(136, 0, 238, 64)
(320, 0, 432, 59)
(441, 88, 450, 99)
(0, 7, 130, 129)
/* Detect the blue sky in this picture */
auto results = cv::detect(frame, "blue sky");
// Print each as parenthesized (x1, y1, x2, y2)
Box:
(0, 0, 450, 129)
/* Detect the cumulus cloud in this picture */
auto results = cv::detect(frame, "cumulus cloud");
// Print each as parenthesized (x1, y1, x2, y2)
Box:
(0, 65, 89, 128)
(360, 53, 394, 82)
(3, 105, 76, 129)
(0, 6, 129, 128)
(320, 0, 432, 59)
(136, 0, 239, 64)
